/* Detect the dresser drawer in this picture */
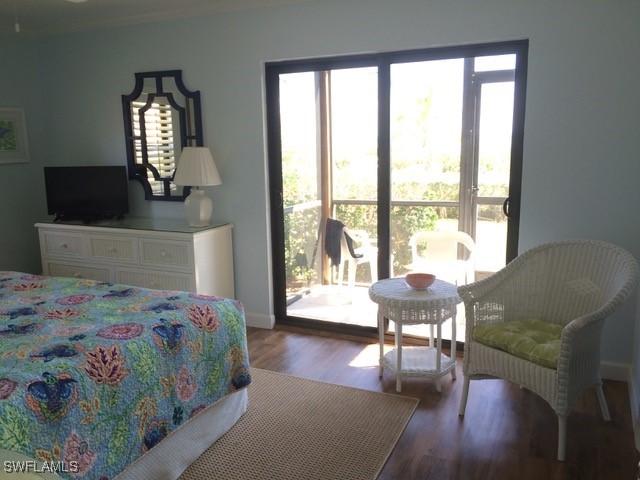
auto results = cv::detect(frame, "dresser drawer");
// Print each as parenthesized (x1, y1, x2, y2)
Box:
(89, 236, 138, 263)
(42, 232, 85, 258)
(141, 239, 193, 268)
(47, 262, 111, 282)
(116, 269, 194, 292)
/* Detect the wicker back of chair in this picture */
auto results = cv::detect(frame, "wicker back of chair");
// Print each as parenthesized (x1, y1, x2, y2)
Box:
(530, 241, 636, 326)
(464, 240, 638, 328)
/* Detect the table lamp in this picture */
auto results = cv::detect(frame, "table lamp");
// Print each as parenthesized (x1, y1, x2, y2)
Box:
(174, 146, 222, 227)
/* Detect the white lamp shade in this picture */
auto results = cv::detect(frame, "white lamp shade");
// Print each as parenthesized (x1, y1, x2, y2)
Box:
(174, 147, 222, 187)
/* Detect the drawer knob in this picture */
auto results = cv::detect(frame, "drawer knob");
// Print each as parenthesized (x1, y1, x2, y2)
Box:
(108, 247, 118, 254)
(160, 250, 169, 257)
(60, 243, 68, 249)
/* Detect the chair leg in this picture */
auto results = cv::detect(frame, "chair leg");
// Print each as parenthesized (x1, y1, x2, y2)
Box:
(370, 257, 378, 283)
(458, 376, 470, 416)
(337, 260, 345, 287)
(395, 323, 403, 393)
(378, 310, 384, 379)
(557, 415, 567, 461)
(596, 383, 611, 421)
(348, 259, 356, 289)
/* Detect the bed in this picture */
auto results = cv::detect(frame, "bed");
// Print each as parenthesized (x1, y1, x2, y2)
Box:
(0, 271, 251, 480)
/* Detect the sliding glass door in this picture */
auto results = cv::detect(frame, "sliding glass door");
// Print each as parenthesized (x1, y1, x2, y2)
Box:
(277, 67, 379, 327)
(267, 41, 528, 337)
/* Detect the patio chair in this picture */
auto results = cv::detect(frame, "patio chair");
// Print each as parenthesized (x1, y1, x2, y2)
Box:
(337, 229, 378, 288)
(457, 239, 639, 461)
(408, 230, 476, 285)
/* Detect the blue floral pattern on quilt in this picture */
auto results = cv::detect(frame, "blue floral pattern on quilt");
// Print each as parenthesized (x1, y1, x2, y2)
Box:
(0, 272, 251, 479)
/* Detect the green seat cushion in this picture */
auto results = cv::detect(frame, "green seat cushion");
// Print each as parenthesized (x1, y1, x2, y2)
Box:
(473, 319, 563, 369)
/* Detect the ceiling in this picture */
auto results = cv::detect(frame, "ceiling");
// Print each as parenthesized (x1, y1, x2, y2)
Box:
(0, 0, 308, 34)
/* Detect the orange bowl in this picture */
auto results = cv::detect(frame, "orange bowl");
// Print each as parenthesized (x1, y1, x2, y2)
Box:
(405, 273, 436, 290)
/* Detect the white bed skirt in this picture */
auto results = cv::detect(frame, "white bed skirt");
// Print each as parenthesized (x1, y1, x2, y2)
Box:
(116, 388, 249, 480)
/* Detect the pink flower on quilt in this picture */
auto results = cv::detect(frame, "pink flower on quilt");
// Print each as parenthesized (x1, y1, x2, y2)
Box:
(57, 294, 95, 306)
(44, 308, 82, 320)
(187, 304, 219, 332)
(84, 345, 128, 386)
(96, 323, 144, 340)
(175, 366, 197, 402)
(63, 431, 97, 476)
(12, 282, 44, 291)
(0, 378, 17, 399)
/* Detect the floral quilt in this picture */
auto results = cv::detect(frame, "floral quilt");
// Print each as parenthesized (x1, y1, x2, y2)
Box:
(0, 272, 251, 479)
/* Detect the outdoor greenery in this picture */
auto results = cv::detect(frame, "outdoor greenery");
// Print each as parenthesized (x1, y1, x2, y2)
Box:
(284, 207, 320, 289)
(282, 73, 510, 290)
(282, 153, 322, 290)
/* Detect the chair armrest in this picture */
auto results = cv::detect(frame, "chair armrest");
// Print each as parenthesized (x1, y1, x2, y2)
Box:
(555, 271, 637, 412)
(556, 312, 608, 413)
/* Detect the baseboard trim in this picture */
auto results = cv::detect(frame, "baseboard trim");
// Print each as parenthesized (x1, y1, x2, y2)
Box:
(629, 369, 640, 452)
(245, 312, 275, 329)
(600, 361, 629, 382)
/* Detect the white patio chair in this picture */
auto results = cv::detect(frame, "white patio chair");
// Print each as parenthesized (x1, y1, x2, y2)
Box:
(408, 230, 476, 285)
(337, 229, 377, 288)
(457, 239, 638, 461)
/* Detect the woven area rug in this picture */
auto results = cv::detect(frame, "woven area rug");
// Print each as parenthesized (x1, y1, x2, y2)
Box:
(180, 368, 418, 480)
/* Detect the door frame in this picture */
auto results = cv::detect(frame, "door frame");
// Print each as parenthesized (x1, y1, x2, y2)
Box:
(266, 39, 529, 335)
(460, 62, 521, 265)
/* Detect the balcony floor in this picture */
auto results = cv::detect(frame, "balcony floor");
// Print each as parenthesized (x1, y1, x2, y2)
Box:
(288, 284, 378, 327)
(287, 282, 466, 341)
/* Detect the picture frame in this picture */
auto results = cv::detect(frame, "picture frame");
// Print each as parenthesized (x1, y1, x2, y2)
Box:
(0, 108, 29, 164)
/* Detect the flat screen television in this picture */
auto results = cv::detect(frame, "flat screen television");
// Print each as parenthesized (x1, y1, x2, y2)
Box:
(44, 166, 129, 221)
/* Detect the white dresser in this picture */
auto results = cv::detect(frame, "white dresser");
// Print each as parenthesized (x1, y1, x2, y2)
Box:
(35, 218, 234, 298)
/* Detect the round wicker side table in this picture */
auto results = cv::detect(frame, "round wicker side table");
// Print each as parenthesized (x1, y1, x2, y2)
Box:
(369, 277, 461, 392)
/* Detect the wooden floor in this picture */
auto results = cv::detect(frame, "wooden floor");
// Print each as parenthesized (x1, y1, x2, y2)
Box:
(247, 326, 639, 480)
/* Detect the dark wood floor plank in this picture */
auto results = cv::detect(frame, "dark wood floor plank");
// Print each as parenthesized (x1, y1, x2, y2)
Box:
(247, 326, 638, 480)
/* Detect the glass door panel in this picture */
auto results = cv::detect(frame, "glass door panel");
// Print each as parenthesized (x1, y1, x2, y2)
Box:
(390, 59, 464, 277)
(389, 59, 464, 339)
(282, 67, 379, 328)
(331, 67, 378, 201)
(477, 82, 514, 198)
(279, 73, 322, 305)
(474, 80, 514, 275)
(390, 59, 463, 203)
(475, 204, 508, 274)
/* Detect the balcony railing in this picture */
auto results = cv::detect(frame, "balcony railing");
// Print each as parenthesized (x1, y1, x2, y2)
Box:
(284, 197, 463, 292)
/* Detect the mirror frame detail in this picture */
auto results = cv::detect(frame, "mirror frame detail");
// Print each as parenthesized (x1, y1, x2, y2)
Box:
(121, 70, 204, 201)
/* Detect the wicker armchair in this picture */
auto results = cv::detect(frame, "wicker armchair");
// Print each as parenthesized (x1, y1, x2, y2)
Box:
(457, 240, 638, 461)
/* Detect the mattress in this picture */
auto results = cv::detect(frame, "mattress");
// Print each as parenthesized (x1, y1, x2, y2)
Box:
(0, 272, 251, 480)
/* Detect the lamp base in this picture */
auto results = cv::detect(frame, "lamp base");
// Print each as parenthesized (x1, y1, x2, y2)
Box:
(184, 188, 213, 227)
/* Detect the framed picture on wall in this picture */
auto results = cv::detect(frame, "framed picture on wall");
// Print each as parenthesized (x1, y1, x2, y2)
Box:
(0, 108, 29, 164)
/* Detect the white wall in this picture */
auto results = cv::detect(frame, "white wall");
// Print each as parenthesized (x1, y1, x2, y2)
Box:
(0, 38, 46, 272)
(9, 0, 640, 362)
